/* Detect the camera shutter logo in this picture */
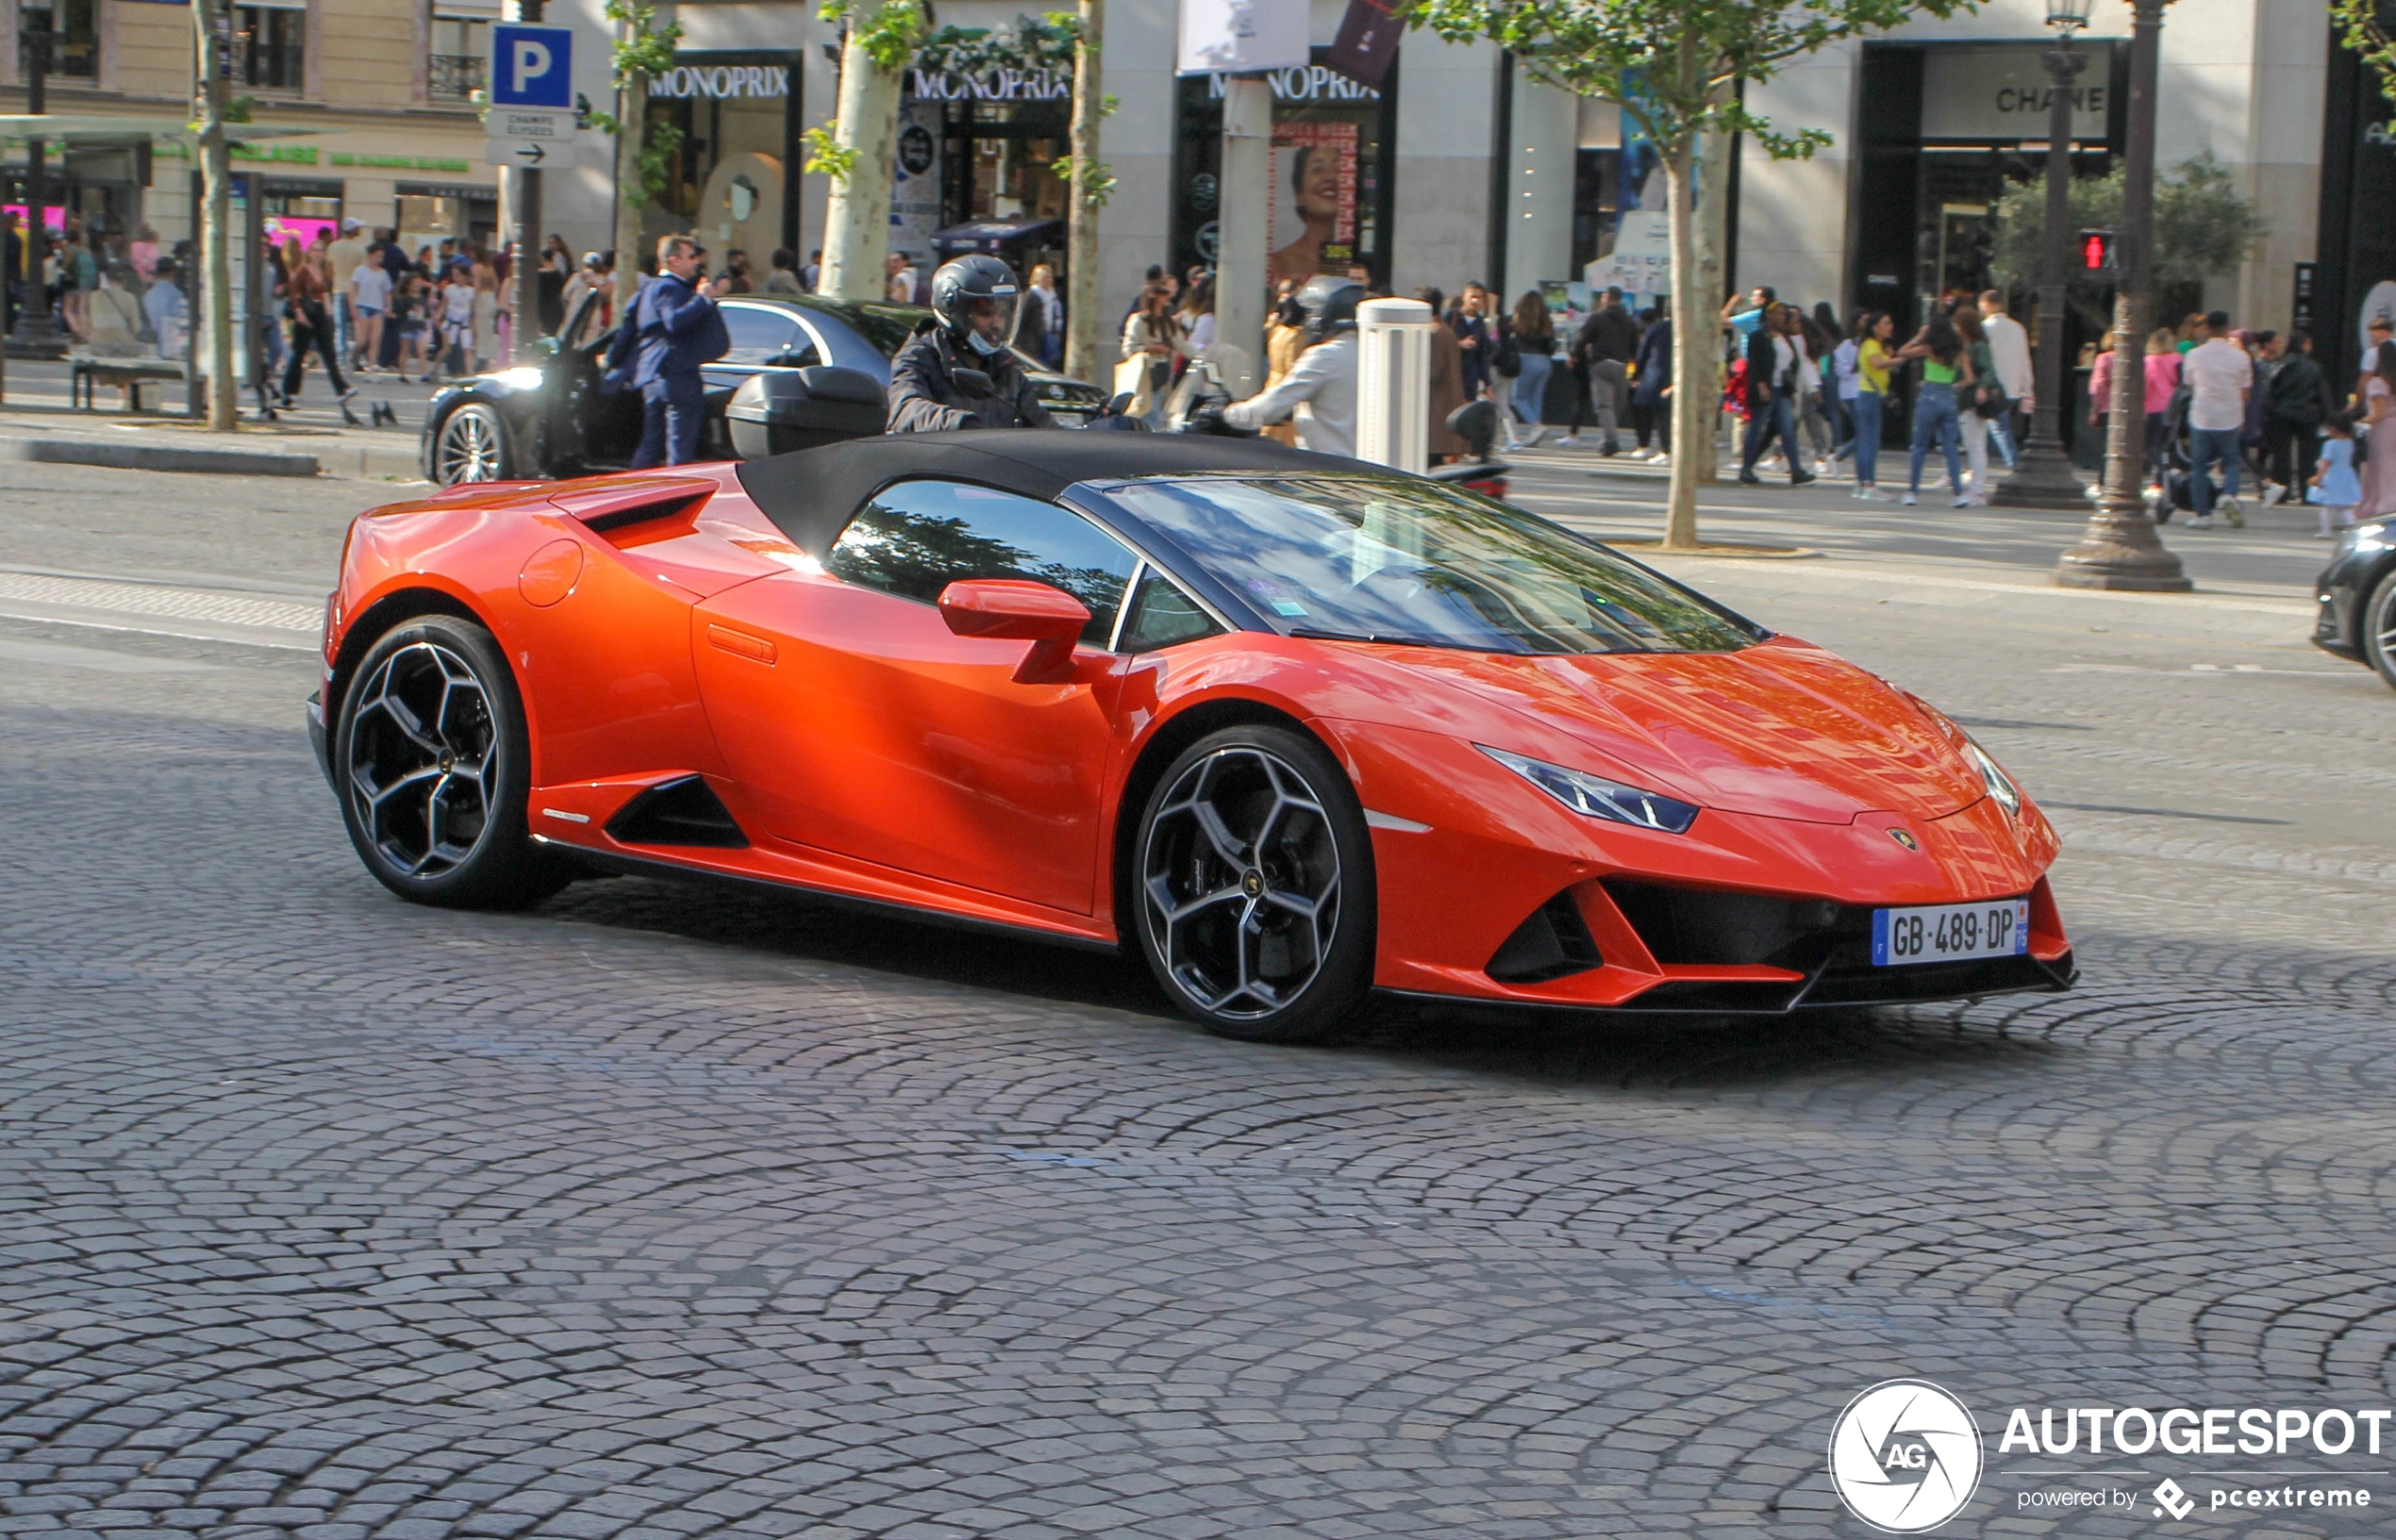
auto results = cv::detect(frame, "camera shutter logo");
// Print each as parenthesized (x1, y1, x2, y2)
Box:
(1827, 1380, 1984, 1532)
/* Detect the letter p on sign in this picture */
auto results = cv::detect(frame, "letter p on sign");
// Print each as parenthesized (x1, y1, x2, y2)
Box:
(491, 24, 572, 108)
(512, 41, 551, 95)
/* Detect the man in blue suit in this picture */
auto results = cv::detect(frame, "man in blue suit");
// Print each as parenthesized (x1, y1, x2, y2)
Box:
(611, 234, 728, 468)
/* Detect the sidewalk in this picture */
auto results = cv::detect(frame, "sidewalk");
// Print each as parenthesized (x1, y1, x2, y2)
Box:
(1499, 434, 2328, 614)
(0, 356, 429, 481)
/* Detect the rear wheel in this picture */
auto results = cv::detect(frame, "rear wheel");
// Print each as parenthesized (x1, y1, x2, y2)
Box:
(335, 615, 566, 908)
(1132, 725, 1375, 1043)
(2364, 568, 2396, 692)
(431, 402, 510, 485)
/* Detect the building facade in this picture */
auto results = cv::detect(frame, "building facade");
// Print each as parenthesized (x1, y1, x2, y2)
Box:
(2, 0, 506, 258)
(10, 0, 2364, 380)
(1732, 0, 2332, 339)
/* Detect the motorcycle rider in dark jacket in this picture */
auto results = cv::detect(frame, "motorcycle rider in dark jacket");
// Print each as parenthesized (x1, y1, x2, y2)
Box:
(885, 255, 1056, 433)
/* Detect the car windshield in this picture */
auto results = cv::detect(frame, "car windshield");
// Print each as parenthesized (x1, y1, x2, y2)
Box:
(1100, 476, 1764, 655)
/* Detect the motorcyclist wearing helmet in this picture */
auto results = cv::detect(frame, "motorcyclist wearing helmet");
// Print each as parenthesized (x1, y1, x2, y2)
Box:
(885, 255, 1057, 433)
(1219, 275, 1360, 455)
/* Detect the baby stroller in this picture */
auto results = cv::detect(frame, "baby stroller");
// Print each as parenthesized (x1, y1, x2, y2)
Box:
(2150, 387, 2217, 523)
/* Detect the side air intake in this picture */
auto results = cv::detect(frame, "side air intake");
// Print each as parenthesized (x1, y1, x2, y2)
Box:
(605, 775, 749, 848)
(1485, 890, 1605, 984)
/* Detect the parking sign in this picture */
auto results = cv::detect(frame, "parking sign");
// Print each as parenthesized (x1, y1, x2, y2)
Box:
(491, 24, 572, 108)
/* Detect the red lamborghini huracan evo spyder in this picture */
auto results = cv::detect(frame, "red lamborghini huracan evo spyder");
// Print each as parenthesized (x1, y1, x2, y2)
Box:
(309, 432, 2072, 1041)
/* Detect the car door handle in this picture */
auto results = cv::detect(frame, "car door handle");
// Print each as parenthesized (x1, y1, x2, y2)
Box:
(707, 624, 776, 665)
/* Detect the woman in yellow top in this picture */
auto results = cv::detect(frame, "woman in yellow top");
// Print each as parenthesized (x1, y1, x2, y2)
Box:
(1849, 312, 1896, 501)
(1895, 306, 1977, 506)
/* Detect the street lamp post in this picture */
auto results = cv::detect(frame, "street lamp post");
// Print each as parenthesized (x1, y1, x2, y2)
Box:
(2055, 0, 2189, 590)
(7, 8, 69, 358)
(1993, 0, 2094, 509)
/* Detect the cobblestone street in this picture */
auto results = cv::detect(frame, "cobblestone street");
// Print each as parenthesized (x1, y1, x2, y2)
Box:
(3, 459, 2393, 1539)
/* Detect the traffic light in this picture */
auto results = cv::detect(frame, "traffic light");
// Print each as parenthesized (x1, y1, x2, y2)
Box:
(2078, 228, 2117, 272)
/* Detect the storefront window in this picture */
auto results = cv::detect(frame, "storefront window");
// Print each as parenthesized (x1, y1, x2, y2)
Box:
(396, 184, 499, 257)
(1172, 56, 1396, 291)
(644, 55, 798, 274)
(261, 184, 342, 252)
(890, 71, 1071, 279)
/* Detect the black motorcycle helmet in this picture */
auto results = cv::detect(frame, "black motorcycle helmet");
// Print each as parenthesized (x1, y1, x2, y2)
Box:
(931, 255, 1022, 358)
(1299, 275, 1364, 347)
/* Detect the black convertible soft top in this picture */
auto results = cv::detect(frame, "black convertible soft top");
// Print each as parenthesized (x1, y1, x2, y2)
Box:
(733, 430, 1388, 557)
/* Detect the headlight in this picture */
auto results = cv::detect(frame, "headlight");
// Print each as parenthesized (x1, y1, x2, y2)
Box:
(1477, 745, 1700, 834)
(2339, 522, 2387, 557)
(493, 367, 545, 389)
(1960, 739, 2021, 818)
(1904, 690, 2022, 819)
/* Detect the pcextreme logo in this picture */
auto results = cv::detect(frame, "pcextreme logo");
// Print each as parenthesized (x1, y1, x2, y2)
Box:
(1827, 1379, 1985, 1532)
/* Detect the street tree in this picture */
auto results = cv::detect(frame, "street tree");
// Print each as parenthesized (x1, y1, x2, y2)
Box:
(809, 0, 927, 303)
(2333, 0, 2396, 111)
(1408, 0, 1972, 548)
(595, 0, 681, 313)
(1989, 151, 2265, 333)
(189, 0, 237, 430)
(1064, 0, 1113, 385)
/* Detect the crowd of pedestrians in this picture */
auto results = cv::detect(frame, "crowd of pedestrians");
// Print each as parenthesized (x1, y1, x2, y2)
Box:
(0, 210, 190, 361)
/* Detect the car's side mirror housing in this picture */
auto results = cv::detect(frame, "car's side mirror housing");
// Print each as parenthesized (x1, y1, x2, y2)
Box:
(937, 579, 1090, 683)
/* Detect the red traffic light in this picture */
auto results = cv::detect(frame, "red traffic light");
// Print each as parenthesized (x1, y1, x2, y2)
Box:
(2078, 229, 2117, 271)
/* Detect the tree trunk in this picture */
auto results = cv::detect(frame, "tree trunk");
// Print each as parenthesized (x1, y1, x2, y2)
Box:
(1063, 0, 1103, 386)
(611, 66, 647, 314)
(820, 27, 901, 304)
(1663, 141, 1703, 550)
(1689, 101, 1732, 487)
(192, 0, 236, 431)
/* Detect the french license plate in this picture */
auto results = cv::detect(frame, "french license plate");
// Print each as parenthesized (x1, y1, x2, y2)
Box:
(1872, 899, 2030, 967)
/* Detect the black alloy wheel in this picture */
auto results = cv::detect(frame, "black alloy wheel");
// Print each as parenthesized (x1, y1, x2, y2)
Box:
(335, 615, 566, 908)
(2364, 569, 2396, 693)
(1133, 724, 1376, 1043)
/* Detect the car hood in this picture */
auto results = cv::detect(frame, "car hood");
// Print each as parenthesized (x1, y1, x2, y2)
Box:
(1366, 638, 1985, 824)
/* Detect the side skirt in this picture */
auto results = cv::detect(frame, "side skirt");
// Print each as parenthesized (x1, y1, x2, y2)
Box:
(535, 836, 1124, 955)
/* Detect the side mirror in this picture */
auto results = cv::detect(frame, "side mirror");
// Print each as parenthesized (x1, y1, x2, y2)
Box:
(937, 578, 1091, 683)
(949, 366, 996, 398)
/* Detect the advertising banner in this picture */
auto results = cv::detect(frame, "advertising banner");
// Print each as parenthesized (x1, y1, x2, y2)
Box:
(1269, 119, 1360, 286)
(1325, 0, 1403, 91)
(1177, 0, 1307, 76)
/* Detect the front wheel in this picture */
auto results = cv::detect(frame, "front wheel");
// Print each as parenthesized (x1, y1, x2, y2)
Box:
(335, 615, 566, 909)
(430, 401, 511, 486)
(2363, 568, 2396, 693)
(1131, 725, 1376, 1043)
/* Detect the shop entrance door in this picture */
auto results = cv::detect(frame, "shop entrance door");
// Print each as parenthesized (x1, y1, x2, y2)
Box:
(1933, 202, 1990, 308)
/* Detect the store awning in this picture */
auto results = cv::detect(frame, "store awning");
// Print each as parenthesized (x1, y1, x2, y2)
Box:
(930, 217, 1062, 256)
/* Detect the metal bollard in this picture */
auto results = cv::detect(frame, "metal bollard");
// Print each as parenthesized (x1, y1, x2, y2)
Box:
(1356, 297, 1432, 474)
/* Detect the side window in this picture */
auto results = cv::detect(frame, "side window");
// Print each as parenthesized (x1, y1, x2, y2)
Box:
(825, 480, 1140, 646)
(720, 305, 805, 366)
(782, 319, 827, 369)
(1119, 569, 1224, 654)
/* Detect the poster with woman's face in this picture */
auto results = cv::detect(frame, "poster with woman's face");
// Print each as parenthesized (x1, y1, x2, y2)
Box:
(1269, 120, 1359, 286)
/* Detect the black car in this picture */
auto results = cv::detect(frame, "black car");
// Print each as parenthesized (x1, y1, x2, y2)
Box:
(2312, 517, 2396, 688)
(422, 291, 1106, 486)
